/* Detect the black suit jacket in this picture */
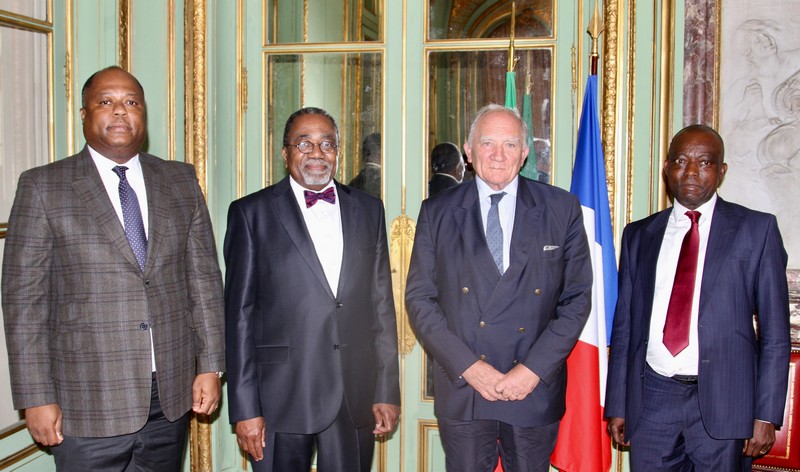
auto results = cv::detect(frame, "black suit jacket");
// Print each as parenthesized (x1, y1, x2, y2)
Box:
(428, 173, 460, 196)
(605, 197, 790, 439)
(406, 177, 592, 427)
(224, 177, 400, 433)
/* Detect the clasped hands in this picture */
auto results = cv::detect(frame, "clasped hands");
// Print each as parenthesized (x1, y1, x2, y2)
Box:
(462, 359, 540, 402)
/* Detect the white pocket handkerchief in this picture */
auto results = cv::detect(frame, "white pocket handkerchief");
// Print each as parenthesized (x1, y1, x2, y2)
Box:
(543, 245, 560, 251)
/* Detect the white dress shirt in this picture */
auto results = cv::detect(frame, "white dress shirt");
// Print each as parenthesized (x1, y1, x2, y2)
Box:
(88, 146, 156, 371)
(289, 177, 344, 297)
(647, 193, 718, 377)
(476, 176, 518, 273)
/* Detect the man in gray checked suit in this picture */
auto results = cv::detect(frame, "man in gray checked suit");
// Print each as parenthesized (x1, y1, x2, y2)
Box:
(2, 66, 225, 471)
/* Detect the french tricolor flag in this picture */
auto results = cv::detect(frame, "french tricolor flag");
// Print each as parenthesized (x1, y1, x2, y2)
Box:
(551, 74, 616, 472)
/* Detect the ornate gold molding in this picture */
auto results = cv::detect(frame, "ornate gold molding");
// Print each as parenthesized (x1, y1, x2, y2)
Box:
(390, 215, 417, 356)
(626, 0, 637, 225)
(189, 414, 213, 472)
(118, 0, 131, 70)
(602, 0, 620, 224)
(417, 420, 439, 472)
(185, 0, 208, 196)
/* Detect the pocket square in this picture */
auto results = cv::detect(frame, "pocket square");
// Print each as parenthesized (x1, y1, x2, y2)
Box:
(543, 245, 560, 251)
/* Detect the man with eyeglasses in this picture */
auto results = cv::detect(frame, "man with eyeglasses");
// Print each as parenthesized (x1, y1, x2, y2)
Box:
(223, 107, 401, 472)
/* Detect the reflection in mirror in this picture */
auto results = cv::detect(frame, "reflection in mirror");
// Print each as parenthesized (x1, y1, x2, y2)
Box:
(428, 0, 553, 41)
(266, 0, 381, 43)
(427, 48, 552, 199)
(0, 0, 48, 21)
(266, 53, 382, 196)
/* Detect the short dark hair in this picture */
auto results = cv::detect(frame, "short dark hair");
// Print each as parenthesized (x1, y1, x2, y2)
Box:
(431, 142, 462, 174)
(81, 66, 145, 108)
(361, 133, 381, 163)
(282, 107, 340, 147)
(668, 124, 725, 162)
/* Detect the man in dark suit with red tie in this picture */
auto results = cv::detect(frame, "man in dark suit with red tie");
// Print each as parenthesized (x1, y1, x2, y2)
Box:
(224, 107, 401, 471)
(605, 124, 791, 470)
(406, 104, 593, 471)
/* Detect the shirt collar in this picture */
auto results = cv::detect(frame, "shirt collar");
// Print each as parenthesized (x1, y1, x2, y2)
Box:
(289, 176, 337, 205)
(475, 175, 519, 202)
(671, 193, 717, 224)
(87, 145, 141, 172)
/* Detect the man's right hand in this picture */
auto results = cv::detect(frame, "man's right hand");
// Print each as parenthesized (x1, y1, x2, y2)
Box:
(25, 404, 63, 446)
(235, 417, 267, 461)
(462, 360, 505, 401)
(607, 417, 630, 446)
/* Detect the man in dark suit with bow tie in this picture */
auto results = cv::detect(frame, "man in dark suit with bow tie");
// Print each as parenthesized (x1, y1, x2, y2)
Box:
(406, 104, 593, 471)
(605, 124, 791, 470)
(224, 107, 401, 471)
(2, 66, 225, 470)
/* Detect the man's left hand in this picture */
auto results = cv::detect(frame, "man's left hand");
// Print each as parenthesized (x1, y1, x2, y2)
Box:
(495, 364, 540, 401)
(743, 420, 776, 457)
(372, 403, 400, 435)
(192, 372, 222, 415)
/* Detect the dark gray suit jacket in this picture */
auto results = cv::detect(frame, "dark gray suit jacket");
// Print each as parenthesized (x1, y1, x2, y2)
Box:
(224, 178, 400, 434)
(605, 197, 790, 439)
(405, 177, 592, 427)
(2, 147, 225, 437)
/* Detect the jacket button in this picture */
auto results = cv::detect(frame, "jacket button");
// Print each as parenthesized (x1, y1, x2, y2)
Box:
(479, 321, 486, 328)
(144, 279, 150, 285)
(461, 287, 469, 294)
(139, 322, 149, 330)
(534, 288, 542, 295)
(333, 344, 340, 350)
(512, 360, 518, 365)
(479, 354, 486, 361)
(336, 301, 343, 308)
(518, 327, 526, 333)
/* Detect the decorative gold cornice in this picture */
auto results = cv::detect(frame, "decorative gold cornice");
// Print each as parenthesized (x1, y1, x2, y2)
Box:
(118, 0, 131, 70)
(390, 215, 417, 355)
(626, 0, 637, 225)
(602, 0, 619, 224)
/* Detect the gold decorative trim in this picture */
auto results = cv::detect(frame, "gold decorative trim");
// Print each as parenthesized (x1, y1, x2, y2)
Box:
(0, 422, 41, 469)
(0, 9, 52, 32)
(626, 0, 637, 225)
(390, 215, 417, 356)
(185, 0, 208, 196)
(657, 0, 676, 211)
(376, 433, 388, 472)
(417, 420, 439, 472)
(168, 0, 175, 161)
(184, 1, 211, 469)
(65, 0, 74, 155)
(118, 0, 130, 70)
(236, 0, 245, 197)
(0, 222, 7, 239)
(602, 0, 619, 225)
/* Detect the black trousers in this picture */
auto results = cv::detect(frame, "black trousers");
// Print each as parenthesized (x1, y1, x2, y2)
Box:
(52, 378, 189, 472)
(250, 398, 375, 472)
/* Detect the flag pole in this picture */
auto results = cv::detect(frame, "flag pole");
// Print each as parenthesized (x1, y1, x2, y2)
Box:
(507, 2, 516, 72)
(587, 1, 603, 76)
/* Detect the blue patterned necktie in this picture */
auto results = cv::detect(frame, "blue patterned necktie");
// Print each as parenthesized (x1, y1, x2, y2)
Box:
(112, 166, 148, 271)
(487, 192, 505, 274)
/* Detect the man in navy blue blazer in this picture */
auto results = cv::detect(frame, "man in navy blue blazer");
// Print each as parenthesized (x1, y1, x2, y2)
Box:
(605, 124, 791, 470)
(406, 104, 592, 471)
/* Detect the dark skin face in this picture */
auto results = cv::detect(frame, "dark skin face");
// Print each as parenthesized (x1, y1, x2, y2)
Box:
(80, 68, 147, 164)
(663, 128, 727, 210)
(281, 113, 339, 191)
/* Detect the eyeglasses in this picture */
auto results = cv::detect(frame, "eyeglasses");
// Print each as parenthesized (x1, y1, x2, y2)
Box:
(286, 140, 338, 154)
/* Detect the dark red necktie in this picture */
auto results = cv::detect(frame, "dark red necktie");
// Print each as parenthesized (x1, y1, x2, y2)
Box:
(663, 210, 701, 356)
(304, 187, 336, 207)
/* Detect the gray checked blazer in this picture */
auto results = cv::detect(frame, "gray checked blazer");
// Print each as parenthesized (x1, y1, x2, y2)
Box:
(2, 147, 225, 437)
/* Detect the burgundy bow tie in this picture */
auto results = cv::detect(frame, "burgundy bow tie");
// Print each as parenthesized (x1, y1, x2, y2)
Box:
(304, 187, 336, 207)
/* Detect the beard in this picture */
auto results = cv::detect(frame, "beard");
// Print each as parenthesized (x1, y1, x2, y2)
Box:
(300, 157, 336, 186)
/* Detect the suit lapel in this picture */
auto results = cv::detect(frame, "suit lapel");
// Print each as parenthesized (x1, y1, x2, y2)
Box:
(272, 178, 335, 299)
(336, 183, 357, 297)
(699, 198, 738, 315)
(505, 180, 543, 280)
(141, 154, 169, 274)
(639, 211, 670, 323)
(453, 181, 500, 288)
(71, 147, 142, 271)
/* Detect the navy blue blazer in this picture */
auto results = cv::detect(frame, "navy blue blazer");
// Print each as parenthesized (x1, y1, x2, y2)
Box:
(405, 177, 592, 427)
(605, 197, 790, 439)
(224, 177, 400, 434)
